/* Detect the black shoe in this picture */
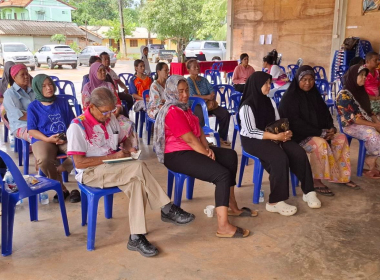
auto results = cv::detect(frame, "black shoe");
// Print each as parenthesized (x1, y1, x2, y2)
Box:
(53, 190, 70, 203)
(69, 190, 81, 203)
(161, 204, 195, 225)
(127, 235, 158, 257)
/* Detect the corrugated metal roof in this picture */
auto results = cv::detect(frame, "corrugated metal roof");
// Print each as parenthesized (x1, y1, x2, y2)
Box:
(0, 0, 76, 9)
(0, 20, 85, 36)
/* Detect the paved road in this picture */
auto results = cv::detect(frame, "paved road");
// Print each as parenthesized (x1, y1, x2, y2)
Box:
(29, 60, 157, 101)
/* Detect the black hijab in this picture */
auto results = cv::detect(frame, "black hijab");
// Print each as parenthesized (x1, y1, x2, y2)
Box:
(238, 71, 274, 130)
(343, 64, 371, 115)
(0, 61, 15, 96)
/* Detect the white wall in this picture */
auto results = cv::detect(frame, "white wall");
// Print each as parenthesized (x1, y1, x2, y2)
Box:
(0, 36, 34, 52)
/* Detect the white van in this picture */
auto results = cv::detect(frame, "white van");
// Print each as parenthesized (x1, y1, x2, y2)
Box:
(0, 43, 36, 70)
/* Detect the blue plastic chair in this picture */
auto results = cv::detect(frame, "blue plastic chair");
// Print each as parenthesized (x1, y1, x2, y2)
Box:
(213, 84, 236, 113)
(205, 69, 222, 85)
(313, 66, 327, 80)
(237, 149, 298, 204)
(279, 66, 286, 73)
(287, 64, 299, 81)
(226, 72, 234, 85)
(54, 80, 76, 96)
(49, 75, 60, 82)
(211, 62, 223, 71)
(315, 79, 334, 114)
(118, 73, 134, 90)
(273, 89, 287, 108)
(1, 150, 70, 256)
(335, 102, 366, 177)
(167, 170, 195, 207)
(339, 65, 349, 74)
(230, 93, 242, 150)
(55, 94, 83, 116)
(142, 89, 155, 145)
(189, 97, 221, 147)
(150, 72, 156, 79)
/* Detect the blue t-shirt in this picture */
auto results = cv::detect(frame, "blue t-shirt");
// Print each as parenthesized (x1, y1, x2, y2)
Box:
(27, 98, 75, 144)
(187, 76, 215, 107)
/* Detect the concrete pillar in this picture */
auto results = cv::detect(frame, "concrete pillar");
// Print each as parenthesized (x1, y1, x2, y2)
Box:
(226, 0, 233, 60)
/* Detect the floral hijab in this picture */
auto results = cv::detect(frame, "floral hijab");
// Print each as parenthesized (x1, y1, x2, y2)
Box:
(153, 75, 188, 163)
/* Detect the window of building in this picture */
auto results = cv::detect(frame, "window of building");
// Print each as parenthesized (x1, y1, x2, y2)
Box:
(7, 14, 11, 19)
(14, 13, 17, 20)
(20, 13, 25, 20)
(130, 40, 138, 47)
(36, 11, 45, 21)
(62, 11, 67, 14)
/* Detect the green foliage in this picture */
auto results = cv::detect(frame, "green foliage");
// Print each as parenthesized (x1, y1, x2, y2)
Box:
(50, 34, 66, 44)
(68, 0, 118, 26)
(69, 41, 81, 53)
(196, 0, 227, 40)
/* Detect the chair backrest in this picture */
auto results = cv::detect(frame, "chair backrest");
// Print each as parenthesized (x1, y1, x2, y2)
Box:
(226, 72, 233, 85)
(54, 80, 76, 96)
(213, 84, 234, 109)
(334, 101, 344, 133)
(0, 150, 35, 199)
(211, 62, 223, 71)
(287, 64, 299, 81)
(189, 96, 211, 128)
(49, 75, 59, 82)
(142, 89, 150, 109)
(338, 65, 349, 74)
(335, 70, 345, 91)
(55, 94, 82, 116)
(313, 66, 327, 80)
(118, 73, 134, 87)
(150, 72, 156, 79)
(273, 89, 287, 108)
(230, 92, 242, 112)
(315, 79, 331, 100)
(205, 69, 221, 85)
(279, 66, 286, 73)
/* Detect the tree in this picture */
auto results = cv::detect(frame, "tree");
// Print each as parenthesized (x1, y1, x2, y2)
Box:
(88, 19, 135, 44)
(196, 0, 227, 41)
(51, 34, 66, 44)
(68, 0, 119, 25)
(141, 0, 204, 58)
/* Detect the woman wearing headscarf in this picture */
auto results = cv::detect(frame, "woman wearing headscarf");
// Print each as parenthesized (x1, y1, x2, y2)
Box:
(279, 65, 356, 195)
(239, 72, 320, 216)
(154, 75, 251, 238)
(82, 62, 138, 150)
(232, 53, 255, 92)
(140, 45, 151, 75)
(3, 64, 35, 142)
(147, 62, 168, 119)
(27, 74, 79, 203)
(337, 64, 380, 178)
(0, 61, 16, 130)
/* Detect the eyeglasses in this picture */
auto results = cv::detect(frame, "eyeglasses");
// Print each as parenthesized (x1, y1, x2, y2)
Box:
(95, 106, 117, 116)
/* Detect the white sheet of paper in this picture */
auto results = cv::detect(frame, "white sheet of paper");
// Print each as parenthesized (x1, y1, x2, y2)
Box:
(266, 34, 272, 45)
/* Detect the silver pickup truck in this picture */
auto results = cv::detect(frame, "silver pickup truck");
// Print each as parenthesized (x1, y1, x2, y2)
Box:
(184, 40, 226, 61)
(148, 44, 176, 63)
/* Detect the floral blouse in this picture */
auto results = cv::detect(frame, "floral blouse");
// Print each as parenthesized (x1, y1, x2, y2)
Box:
(336, 89, 372, 127)
(147, 80, 165, 119)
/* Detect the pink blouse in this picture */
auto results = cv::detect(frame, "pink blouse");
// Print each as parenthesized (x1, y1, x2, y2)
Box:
(232, 64, 255, 84)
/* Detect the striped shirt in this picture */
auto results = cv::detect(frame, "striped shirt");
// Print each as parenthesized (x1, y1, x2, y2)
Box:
(239, 99, 279, 139)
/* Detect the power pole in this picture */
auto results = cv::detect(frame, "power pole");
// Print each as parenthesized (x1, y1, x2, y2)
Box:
(118, 0, 127, 56)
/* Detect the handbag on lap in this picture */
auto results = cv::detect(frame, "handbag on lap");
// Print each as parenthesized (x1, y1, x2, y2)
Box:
(189, 76, 219, 111)
(265, 118, 289, 144)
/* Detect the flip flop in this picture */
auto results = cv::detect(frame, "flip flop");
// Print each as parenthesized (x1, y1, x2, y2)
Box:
(363, 170, 380, 179)
(216, 227, 250, 238)
(228, 207, 258, 217)
(314, 186, 335, 196)
(343, 181, 361, 190)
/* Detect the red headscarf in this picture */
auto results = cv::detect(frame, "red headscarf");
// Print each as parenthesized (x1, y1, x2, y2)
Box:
(10, 64, 27, 79)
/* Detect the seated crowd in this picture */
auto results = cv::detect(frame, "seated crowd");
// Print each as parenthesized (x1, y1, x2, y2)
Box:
(0, 50, 379, 258)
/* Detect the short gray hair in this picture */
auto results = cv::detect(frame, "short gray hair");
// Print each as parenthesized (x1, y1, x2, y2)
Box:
(90, 87, 117, 107)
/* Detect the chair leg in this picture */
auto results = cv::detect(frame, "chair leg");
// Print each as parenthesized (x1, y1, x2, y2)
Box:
(215, 132, 221, 147)
(357, 141, 366, 177)
(173, 174, 186, 207)
(17, 139, 22, 166)
(186, 177, 195, 200)
(253, 160, 264, 204)
(290, 172, 298, 197)
(22, 140, 30, 175)
(60, 158, 68, 183)
(4, 125, 8, 143)
(87, 195, 100, 251)
(147, 121, 152, 145)
(56, 187, 70, 237)
(135, 111, 139, 132)
(237, 155, 247, 187)
(231, 128, 238, 150)
(28, 195, 38, 221)
(104, 194, 114, 219)
(167, 171, 174, 199)
(1, 192, 18, 256)
(81, 190, 88, 226)
(139, 111, 145, 138)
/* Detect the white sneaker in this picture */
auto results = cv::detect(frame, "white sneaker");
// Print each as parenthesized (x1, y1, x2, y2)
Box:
(303, 191, 321, 209)
(266, 201, 297, 216)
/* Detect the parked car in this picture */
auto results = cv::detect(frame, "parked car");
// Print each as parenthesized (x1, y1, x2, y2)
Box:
(77, 46, 117, 67)
(0, 42, 36, 70)
(35, 45, 77, 69)
(147, 44, 175, 63)
(184, 41, 227, 61)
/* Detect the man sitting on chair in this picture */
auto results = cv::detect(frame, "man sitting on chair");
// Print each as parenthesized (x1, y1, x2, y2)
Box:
(66, 87, 195, 258)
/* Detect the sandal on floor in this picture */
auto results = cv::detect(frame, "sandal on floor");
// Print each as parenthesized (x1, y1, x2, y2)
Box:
(70, 190, 81, 203)
(303, 191, 321, 209)
(228, 207, 258, 217)
(363, 170, 380, 179)
(216, 226, 250, 238)
(53, 189, 70, 203)
(221, 140, 231, 146)
(314, 186, 335, 196)
(343, 181, 361, 190)
(265, 201, 297, 216)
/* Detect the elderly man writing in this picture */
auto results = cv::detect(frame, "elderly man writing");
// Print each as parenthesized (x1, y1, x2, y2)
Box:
(67, 87, 194, 258)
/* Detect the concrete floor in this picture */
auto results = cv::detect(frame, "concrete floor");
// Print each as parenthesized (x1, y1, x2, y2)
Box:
(1, 65, 380, 279)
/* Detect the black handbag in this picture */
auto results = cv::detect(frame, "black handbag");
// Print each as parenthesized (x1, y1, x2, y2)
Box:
(265, 118, 289, 144)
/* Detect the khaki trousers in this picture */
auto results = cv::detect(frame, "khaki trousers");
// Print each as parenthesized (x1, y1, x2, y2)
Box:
(32, 141, 73, 185)
(82, 160, 171, 234)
